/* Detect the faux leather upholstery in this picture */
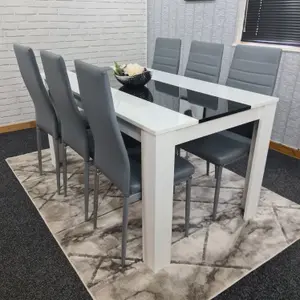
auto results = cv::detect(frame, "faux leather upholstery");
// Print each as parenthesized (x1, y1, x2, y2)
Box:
(227, 45, 282, 138)
(183, 41, 223, 107)
(127, 155, 195, 195)
(184, 41, 224, 83)
(78, 109, 90, 128)
(173, 156, 195, 184)
(75, 60, 195, 197)
(40, 51, 93, 161)
(13, 44, 59, 139)
(181, 44, 282, 166)
(181, 131, 250, 166)
(226, 45, 282, 96)
(152, 38, 181, 74)
(75, 60, 134, 197)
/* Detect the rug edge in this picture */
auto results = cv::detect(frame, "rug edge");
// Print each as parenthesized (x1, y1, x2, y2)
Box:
(5, 158, 97, 300)
(209, 225, 300, 298)
(6, 155, 300, 300)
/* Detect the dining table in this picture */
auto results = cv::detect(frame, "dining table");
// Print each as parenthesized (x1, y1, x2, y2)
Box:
(43, 67, 278, 273)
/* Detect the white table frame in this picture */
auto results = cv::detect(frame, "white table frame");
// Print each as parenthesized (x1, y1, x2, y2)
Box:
(44, 69, 278, 273)
(141, 103, 276, 272)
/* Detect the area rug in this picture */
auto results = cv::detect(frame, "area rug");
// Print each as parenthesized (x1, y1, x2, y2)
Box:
(6, 149, 300, 300)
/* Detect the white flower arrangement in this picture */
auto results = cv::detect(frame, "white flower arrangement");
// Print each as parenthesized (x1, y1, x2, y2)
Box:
(113, 62, 147, 77)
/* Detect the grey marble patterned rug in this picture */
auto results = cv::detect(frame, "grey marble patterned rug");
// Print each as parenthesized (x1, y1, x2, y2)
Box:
(6, 149, 300, 300)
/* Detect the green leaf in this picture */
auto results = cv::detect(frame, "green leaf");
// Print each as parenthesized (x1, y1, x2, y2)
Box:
(114, 61, 124, 76)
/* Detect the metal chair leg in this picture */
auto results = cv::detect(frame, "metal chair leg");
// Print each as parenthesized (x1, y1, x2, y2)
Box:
(84, 161, 90, 222)
(93, 168, 99, 229)
(213, 165, 223, 221)
(62, 143, 67, 197)
(53, 138, 61, 195)
(215, 165, 217, 179)
(36, 126, 42, 175)
(185, 177, 192, 237)
(206, 161, 210, 176)
(122, 197, 129, 267)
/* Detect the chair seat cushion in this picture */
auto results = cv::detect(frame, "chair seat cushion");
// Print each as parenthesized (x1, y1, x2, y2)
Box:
(174, 155, 195, 184)
(181, 130, 251, 166)
(129, 155, 195, 195)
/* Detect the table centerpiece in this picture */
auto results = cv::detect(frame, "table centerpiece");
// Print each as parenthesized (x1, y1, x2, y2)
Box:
(113, 62, 152, 88)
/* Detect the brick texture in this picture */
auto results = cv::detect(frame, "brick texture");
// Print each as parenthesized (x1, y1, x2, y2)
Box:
(0, 0, 147, 125)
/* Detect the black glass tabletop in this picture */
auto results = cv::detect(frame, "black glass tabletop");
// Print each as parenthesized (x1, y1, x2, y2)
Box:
(107, 70, 251, 125)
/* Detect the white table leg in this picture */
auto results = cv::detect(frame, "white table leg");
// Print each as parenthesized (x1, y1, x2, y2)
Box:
(141, 130, 175, 272)
(242, 103, 277, 220)
(48, 134, 64, 167)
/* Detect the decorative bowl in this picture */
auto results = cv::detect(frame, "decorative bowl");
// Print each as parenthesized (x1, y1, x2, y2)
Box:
(114, 70, 152, 88)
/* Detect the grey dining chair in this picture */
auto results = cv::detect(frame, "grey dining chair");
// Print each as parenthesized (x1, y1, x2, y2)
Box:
(183, 40, 224, 105)
(184, 40, 224, 82)
(13, 44, 61, 194)
(152, 37, 182, 74)
(75, 60, 195, 266)
(179, 41, 224, 158)
(181, 44, 282, 221)
(40, 50, 94, 222)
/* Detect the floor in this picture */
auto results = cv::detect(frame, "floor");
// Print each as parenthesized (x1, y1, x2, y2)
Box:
(1, 128, 300, 299)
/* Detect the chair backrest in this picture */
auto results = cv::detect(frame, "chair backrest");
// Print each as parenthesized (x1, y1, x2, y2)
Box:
(226, 44, 282, 95)
(75, 60, 131, 197)
(152, 37, 181, 74)
(13, 44, 59, 138)
(184, 41, 224, 83)
(184, 41, 224, 108)
(40, 50, 90, 161)
(226, 45, 282, 138)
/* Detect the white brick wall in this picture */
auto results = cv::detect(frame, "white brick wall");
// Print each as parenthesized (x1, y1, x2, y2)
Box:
(0, 0, 147, 125)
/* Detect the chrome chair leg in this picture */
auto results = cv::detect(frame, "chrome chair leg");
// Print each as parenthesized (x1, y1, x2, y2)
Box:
(53, 138, 61, 195)
(93, 168, 99, 229)
(84, 161, 90, 221)
(62, 143, 67, 197)
(36, 126, 42, 175)
(122, 197, 129, 267)
(185, 177, 192, 237)
(213, 165, 223, 221)
(206, 161, 210, 176)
